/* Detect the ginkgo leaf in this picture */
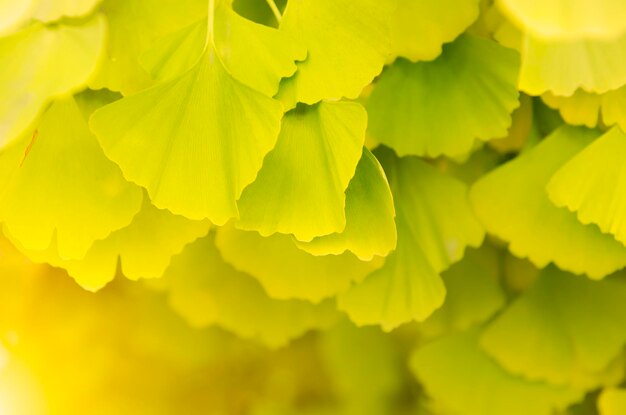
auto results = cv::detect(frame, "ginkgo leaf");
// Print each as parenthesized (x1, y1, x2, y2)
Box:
(497, 0, 626, 40)
(236, 101, 365, 241)
(32, 0, 101, 22)
(338, 147, 485, 331)
(419, 244, 506, 339)
(470, 125, 626, 279)
(215, 224, 382, 303)
(275, 0, 394, 107)
(519, 32, 626, 96)
(164, 234, 339, 348)
(90, 45, 284, 224)
(0, 96, 142, 260)
(366, 35, 520, 158)
(599, 389, 626, 415)
(295, 148, 397, 260)
(481, 267, 626, 390)
(0, 15, 105, 148)
(488, 93, 534, 154)
(543, 88, 626, 131)
(389, 0, 480, 62)
(411, 329, 584, 415)
(5, 196, 211, 291)
(0, 0, 33, 36)
(141, 3, 306, 96)
(547, 127, 626, 247)
(88, 0, 206, 95)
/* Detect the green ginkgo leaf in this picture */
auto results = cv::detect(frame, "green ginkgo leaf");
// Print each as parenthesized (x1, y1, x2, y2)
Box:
(88, 0, 206, 95)
(470, 125, 626, 279)
(141, 3, 306, 96)
(90, 21, 284, 224)
(0, 96, 142, 260)
(0, 15, 105, 148)
(389, 0, 480, 62)
(519, 32, 626, 96)
(295, 148, 397, 261)
(366, 35, 520, 158)
(164, 234, 339, 348)
(32, 0, 101, 22)
(236, 101, 366, 241)
(497, 0, 626, 40)
(215, 224, 382, 303)
(5, 196, 211, 291)
(481, 267, 626, 390)
(599, 388, 626, 415)
(411, 329, 584, 415)
(419, 244, 506, 339)
(338, 148, 485, 331)
(275, 0, 394, 107)
(547, 127, 626, 247)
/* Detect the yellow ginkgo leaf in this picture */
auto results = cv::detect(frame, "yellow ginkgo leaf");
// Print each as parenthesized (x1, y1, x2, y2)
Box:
(519, 31, 626, 96)
(0, 15, 105, 148)
(140, 2, 305, 96)
(236, 101, 366, 241)
(0, 0, 34, 36)
(542, 87, 626, 131)
(366, 35, 520, 158)
(0, 96, 142, 260)
(470, 125, 626, 279)
(295, 148, 397, 261)
(276, 0, 394, 107)
(89, 0, 206, 95)
(547, 127, 626, 247)
(481, 267, 626, 390)
(90, 32, 284, 224)
(215, 224, 382, 303)
(164, 234, 339, 348)
(411, 329, 584, 415)
(389, 0, 480, 62)
(5, 196, 211, 291)
(497, 0, 626, 40)
(338, 148, 485, 331)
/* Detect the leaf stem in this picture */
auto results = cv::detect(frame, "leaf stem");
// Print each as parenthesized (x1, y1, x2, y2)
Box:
(207, 0, 215, 46)
(265, 0, 282, 24)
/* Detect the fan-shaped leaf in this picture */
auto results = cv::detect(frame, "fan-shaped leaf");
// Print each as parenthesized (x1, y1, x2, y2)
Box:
(0, 96, 142, 260)
(338, 148, 484, 330)
(237, 101, 365, 241)
(367, 35, 520, 158)
(470, 125, 626, 278)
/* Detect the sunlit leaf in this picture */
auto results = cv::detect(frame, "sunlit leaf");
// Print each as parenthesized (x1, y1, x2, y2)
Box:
(389, 0, 480, 62)
(276, 0, 393, 107)
(296, 148, 397, 260)
(411, 329, 584, 415)
(0, 0, 33, 35)
(367, 35, 520, 158)
(0, 95, 142, 260)
(599, 388, 626, 415)
(0, 15, 105, 148)
(237, 101, 365, 241)
(470, 125, 626, 278)
(32, 0, 101, 22)
(215, 224, 382, 302)
(164, 234, 339, 348)
(338, 148, 484, 330)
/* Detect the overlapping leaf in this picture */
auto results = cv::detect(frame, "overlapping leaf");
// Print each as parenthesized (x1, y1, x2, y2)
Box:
(338, 148, 485, 330)
(0, 95, 142, 260)
(470, 125, 626, 278)
(164, 234, 339, 348)
(0, 15, 105, 148)
(367, 35, 520, 158)
(599, 389, 626, 415)
(215, 224, 381, 302)
(237, 101, 366, 241)
(481, 267, 626, 389)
